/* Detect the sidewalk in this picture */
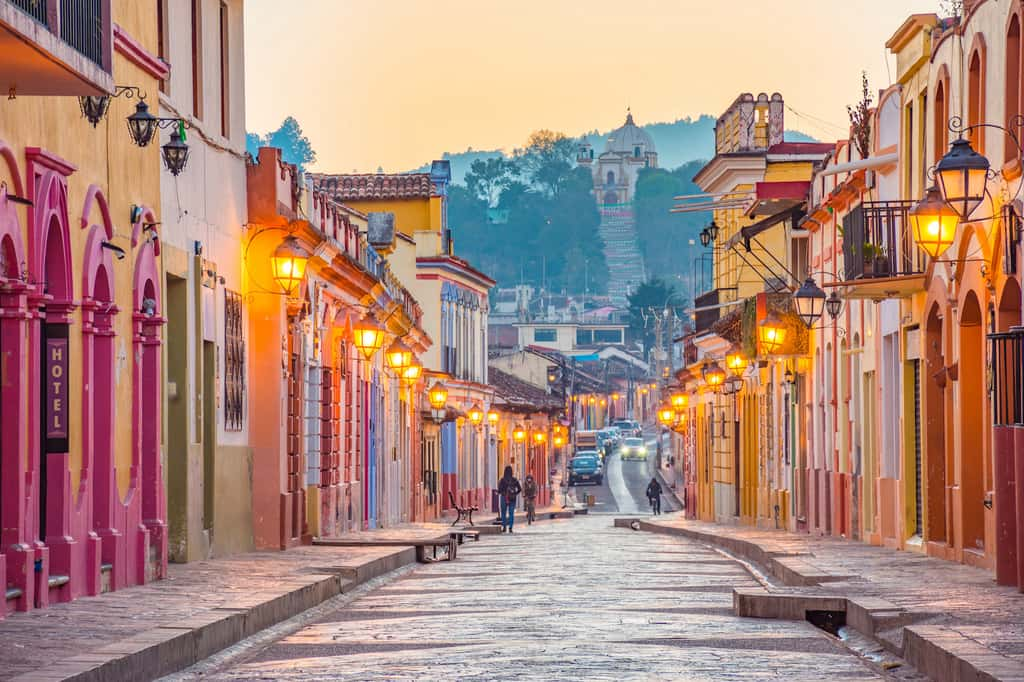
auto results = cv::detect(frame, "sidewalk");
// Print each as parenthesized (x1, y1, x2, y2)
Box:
(628, 515, 1024, 682)
(0, 533, 428, 681)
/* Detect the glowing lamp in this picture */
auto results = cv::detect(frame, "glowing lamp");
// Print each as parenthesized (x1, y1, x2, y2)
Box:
(701, 360, 726, 388)
(588, 396, 596, 405)
(909, 185, 959, 259)
(599, 398, 607, 407)
(670, 391, 688, 409)
(427, 381, 448, 410)
(658, 406, 677, 425)
(553, 435, 565, 447)
(758, 313, 787, 355)
(487, 410, 499, 425)
(513, 425, 527, 442)
(611, 392, 620, 401)
(352, 315, 385, 359)
(468, 403, 484, 426)
(935, 137, 990, 220)
(649, 382, 657, 389)
(640, 388, 648, 395)
(385, 340, 414, 371)
(401, 361, 423, 384)
(533, 432, 546, 444)
(725, 348, 749, 377)
(270, 236, 308, 296)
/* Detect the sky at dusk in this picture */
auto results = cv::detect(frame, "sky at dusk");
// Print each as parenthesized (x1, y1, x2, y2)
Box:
(243, 0, 941, 174)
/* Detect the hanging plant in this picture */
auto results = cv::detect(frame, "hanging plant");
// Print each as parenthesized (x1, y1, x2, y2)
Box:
(847, 71, 873, 159)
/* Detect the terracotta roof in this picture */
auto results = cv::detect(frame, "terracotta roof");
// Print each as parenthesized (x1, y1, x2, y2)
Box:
(310, 172, 436, 201)
(488, 367, 562, 411)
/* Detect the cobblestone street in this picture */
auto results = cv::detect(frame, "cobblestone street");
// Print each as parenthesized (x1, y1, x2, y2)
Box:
(182, 515, 897, 681)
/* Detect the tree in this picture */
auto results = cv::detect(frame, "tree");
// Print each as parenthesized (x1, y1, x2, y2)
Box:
(246, 117, 318, 171)
(513, 130, 577, 197)
(627, 278, 679, 359)
(847, 72, 872, 159)
(465, 156, 518, 206)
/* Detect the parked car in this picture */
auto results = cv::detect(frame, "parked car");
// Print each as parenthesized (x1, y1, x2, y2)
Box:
(569, 451, 603, 486)
(619, 437, 648, 461)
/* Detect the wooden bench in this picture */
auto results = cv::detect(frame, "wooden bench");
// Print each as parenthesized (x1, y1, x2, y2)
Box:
(448, 529, 480, 545)
(313, 536, 458, 563)
(447, 491, 478, 527)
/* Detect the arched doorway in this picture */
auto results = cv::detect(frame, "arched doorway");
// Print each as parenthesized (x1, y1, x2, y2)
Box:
(959, 290, 986, 554)
(924, 303, 948, 544)
(133, 217, 166, 582)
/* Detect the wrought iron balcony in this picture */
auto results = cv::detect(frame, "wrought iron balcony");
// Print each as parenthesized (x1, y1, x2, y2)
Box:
(1, 0, 113, 95)
(837, 200, 926, 299)
(991, 326, 1024, 426)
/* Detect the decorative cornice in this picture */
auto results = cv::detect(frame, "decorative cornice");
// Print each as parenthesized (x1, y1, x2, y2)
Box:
(113, 24, 169, 81)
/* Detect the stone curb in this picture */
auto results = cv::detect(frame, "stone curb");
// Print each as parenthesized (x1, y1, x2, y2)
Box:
(616, 518, 1022, 682)
(11, 546, 417, 682)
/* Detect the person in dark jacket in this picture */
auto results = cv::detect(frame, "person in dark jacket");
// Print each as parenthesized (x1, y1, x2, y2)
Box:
(646, 477, 663, 515)
(523, 474, 538, 524)
(498, 466, 522, 533)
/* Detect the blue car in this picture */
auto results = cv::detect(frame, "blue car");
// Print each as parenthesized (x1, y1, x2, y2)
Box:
(569, 451, 603, 486)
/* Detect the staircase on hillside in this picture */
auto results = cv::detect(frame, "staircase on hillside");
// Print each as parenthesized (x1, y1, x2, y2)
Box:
(598, 204, 646, 305)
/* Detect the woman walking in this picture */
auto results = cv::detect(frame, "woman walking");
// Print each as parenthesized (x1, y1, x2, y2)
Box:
(646, 477, 663, 515)
(498, 466, 522, 533)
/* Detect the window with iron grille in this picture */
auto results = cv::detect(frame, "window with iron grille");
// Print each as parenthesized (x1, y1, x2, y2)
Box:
(1003, 204, 1020, 276)
(224, 289, 245, 431)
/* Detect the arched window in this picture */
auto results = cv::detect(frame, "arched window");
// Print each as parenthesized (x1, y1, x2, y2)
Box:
(933, 76, 948, 165)
(968, 41, 986, 155)
(606, 170, 615, 186)
(1006, 14, 1021, 163)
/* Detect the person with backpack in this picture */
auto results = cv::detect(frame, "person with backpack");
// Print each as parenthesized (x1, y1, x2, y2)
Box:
(498, 466, 522, 533)
(522, 474, 538, 525)
(646, 477, 663, 515)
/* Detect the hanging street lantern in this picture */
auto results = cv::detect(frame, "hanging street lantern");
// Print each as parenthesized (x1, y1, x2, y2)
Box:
(126, 98, 159, 147)
(725, 348, 749, 377)
(468, 403, 484, 426)
(270, 236, 308, 296)
(935, 137, 990, 220)
(792, 277, 826, 328)
(658, 405, 677, 425)
(79, 95, 111, 127)
(513, 425, 527, 442)
(758, 313, 787, 354)
(533, 431, 546, 444)
(553, 435, 565, 447)
(701, 360, 726, 388)
(487, 410, 499, 425)
(909, 185, 960, 259)
(825, 291, 843, 320)
(611, 392, 621, 401)
(699, 228, 711, 247)
(385, 339, 414, 371)
(401, 361, 422, 384)
(352, 315, 386, 359)
(161, 125, 191, 176)
(707, 220, 720, 242)
(670, 391, 688, 409)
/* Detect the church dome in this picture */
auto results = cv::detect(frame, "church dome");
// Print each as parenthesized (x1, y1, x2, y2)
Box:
(603, 110, 656, 155)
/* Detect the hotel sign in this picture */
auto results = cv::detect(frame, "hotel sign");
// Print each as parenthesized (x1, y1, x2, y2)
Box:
(44, 324, 69, 453)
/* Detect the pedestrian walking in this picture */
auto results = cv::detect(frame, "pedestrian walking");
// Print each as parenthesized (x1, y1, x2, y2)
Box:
(498, 466, 522, 533)
(523, 474, 538, 525)
(646, 477, 662, 515)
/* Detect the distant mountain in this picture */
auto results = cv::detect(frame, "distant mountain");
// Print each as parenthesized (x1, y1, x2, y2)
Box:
(410, 117, 819, 184)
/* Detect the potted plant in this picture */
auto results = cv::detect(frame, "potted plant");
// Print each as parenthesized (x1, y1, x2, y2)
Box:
(862, 243, 878, 277)
(862, 243, 889, 277)
(873, 244, 890, 277)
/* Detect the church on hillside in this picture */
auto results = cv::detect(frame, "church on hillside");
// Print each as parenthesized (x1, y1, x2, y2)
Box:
(577, 110, 658, 206)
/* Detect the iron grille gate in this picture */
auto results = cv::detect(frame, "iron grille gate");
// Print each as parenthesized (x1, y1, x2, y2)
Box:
(223, 290, 244, 431)
(990, 327, 1024, 426)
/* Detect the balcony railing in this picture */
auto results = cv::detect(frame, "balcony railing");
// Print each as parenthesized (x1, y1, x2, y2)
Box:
(841, 201, 924, 281)
(7, 0, 109, 69)
(990, 326, 1024, 426)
